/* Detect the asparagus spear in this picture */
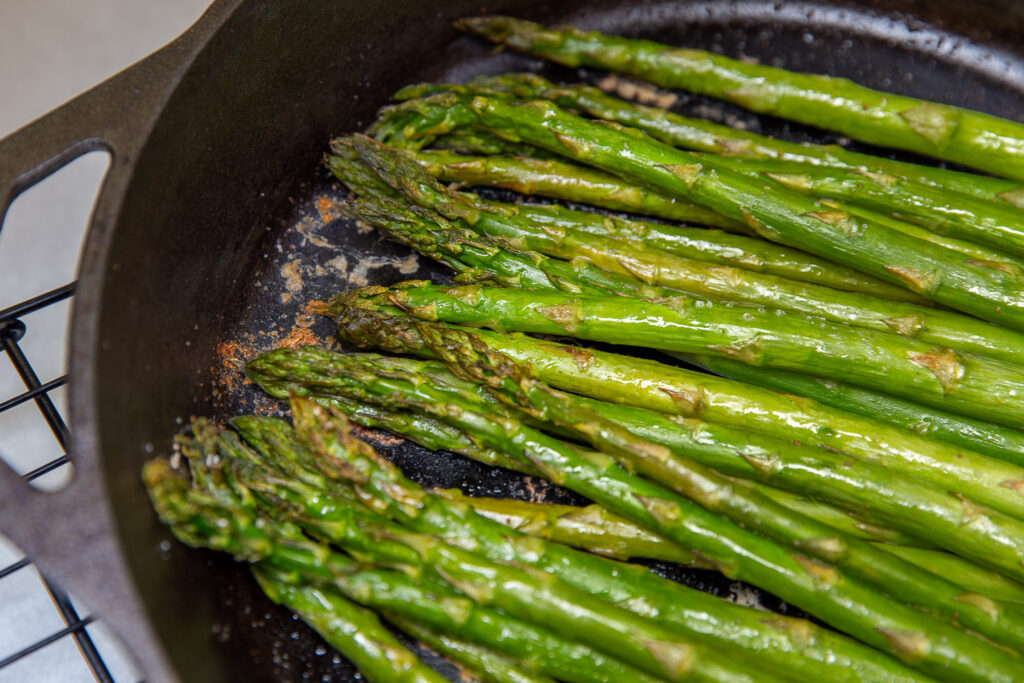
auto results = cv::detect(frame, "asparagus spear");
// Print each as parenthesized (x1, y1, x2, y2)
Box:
(385, 616, 558, 683)
(257, 357, 1015, 682)
(417, 332, 1024, 647)
(835, 200, 1024, 267)
(341, 141, 1024, 365)
(687, 353, 1024, 466)
(326, 304, 1024, 523)
(223, 409, 778, 683)
(341, 195, 680, 299)
(371, 95, 1024, 327)
(252, 570, 450, 683)
(332, 281, 1024, 430)
(404, 142, 1024, 273)
(417, 72, 1024, 207)
(283, 395, 935, 683)
(437, 490, 1024, 606)
(404, 150, 928, 302)
(347, 135, 744, 230)
(145, 457, 666, 683)
(711, 156, 1024, 258)
(458, 17, 1024, 180)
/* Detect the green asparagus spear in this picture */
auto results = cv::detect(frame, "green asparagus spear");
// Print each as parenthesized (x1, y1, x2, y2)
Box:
(252, 570, 450, 683)
(418, 331, 1024, 647)
(834, 200, 1024, 267)
(332, 281, 1024, 430)
(246, 348, 929, 550)
(386, 616, 558, 683)
(687, 353, 1024, 466)
(144, 458, 665, 683)
(327, 304, 1024, 523)
(404, 150, 927, 302)
(283, 394, 935, 683)
(339, 137, 744, 230)
(227, 407, 778, 683)
(458, 17, 1024, 180)
(419, 72, 1024, 207)
(341, 196, 679, 298)
(371, 95, 1024, 327)
(435, 490, 1024, 606)
(259, 356, 1014, 682)
(342, 140, 1024, 365)
(711, 156, 1024, 258)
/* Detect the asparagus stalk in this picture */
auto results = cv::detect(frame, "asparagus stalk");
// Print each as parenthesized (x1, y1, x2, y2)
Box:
(385, 616, 558, 683)
(688, 353, 1024, 467)
(145, 457, 665, 683)
(418, 332, 1024, 647)
(257, 357, 1014, 682)
(422, 72, 1024, 207)
(252, 570, 450, 683)
(342, 140, 1024, 365)
(341, 195, 680, 299)
(326, 304, 1024, 523)
(713, 156, 1024, 258)
(436, 488, 703, 565)
(371, 95, 1024, 327)
(437, 490, 1024, 606)
(227, 406, 777, 683)
(333, 281, 1024, 430)
(247, 348, 928, 550)
(347, 133, 744, 230)
(407, 142, 1024, 273)
(405, 150, 927, 302)
(276, 367, 925, 553)
(283, 394, 935, 683)
(835, 200, 1024, 267)
(458, 17, 1024, 180)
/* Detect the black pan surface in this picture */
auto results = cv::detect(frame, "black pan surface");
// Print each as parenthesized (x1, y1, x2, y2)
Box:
(73, 1, 1024, 680)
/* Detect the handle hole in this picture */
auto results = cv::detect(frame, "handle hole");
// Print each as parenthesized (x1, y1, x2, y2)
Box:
(0, 150, 110, 492)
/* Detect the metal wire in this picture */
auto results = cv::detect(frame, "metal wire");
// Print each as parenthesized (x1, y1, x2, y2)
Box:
(0, 280, 118, 682)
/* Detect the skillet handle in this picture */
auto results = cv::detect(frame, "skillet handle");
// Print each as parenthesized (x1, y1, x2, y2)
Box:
(0, 2, 242, 682)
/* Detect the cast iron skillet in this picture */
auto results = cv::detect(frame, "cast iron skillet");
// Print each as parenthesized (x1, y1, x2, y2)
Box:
(1, 0, 1023, 680)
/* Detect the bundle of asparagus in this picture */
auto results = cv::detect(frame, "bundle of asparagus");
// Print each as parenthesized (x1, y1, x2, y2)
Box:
(149, 15, 1024, 681)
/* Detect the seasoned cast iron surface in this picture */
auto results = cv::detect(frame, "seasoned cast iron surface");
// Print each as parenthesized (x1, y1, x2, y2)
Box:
(159, 4, 1024, 680)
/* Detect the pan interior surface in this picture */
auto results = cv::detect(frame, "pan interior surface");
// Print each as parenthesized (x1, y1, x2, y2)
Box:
(82, 0, 1024, 680)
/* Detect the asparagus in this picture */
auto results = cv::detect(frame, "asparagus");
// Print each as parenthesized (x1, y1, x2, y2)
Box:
(145, 454, 665, 683)
(343, 139, 1024, 365)
(386, 616, 558, 683)
(418, 331, 1024, 647)
(231, 406, 776, 683)
(341, 195, 680, 299)
(458, 17, 1024, 180)
(252, 570, 449, 683)
(688, 353, 1024, 467)
(436, 489, 704, 565)
(345, 134, 744, 230)
(437, 491, 1024, 606)
(231, 391, 921, 682)
(247, 348, 928, 550)
(282, 395, 935, 683)
(332, 281, 1024, 430)
(405, 150, 928, 302)
(254, 357, 1015, 682)
(420, 72, 1024, 207)
(326, 304, 1024, 524)
(371, 95, 1024, 328)
(835, 200, 1024, 268)
(712, 156, 1024, 258)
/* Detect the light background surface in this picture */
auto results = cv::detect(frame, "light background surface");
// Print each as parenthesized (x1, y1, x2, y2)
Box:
(0, 1, 213, 680)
